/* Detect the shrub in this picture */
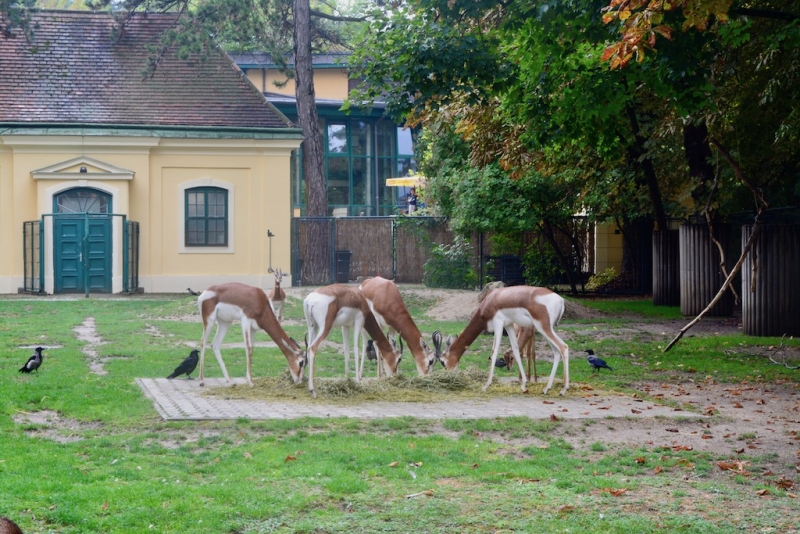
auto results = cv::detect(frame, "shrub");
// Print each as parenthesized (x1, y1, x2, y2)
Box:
(423, 237, 478, 289)
(586, 267, 618, 290)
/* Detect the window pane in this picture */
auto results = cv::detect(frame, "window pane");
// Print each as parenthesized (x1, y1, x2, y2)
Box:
(328, 123, 348, 154)
(351, 120, 371, 156)
(376, 121, 395, 157)
(397, 127, 413, 156)
(352, 157, 371, 208)
(327, 157, 350, 206)
(185, 187, 227, 247)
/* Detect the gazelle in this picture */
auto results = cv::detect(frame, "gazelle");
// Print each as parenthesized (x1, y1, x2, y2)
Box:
(268, 268, 287, 322)
(436, 286, 569, 395)
(358, 276, 436, 376)
(503, 324, 537, 383)
(197, 282, 306, 387)
(303, 284, 402, 397)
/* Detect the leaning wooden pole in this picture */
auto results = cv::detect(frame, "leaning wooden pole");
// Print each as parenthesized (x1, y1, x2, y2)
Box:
(664, 138, 768, 353)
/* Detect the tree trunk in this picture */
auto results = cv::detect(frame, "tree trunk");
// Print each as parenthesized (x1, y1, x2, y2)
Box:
(624, 105, 668, 232)
(683, 121, 715, 209)
(293, 0, 329, 282)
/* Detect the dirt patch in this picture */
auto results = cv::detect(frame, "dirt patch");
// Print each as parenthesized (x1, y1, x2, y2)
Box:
(13, 410, 103, 443)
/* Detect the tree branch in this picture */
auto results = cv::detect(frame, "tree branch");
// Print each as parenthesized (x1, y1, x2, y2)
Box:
(309, 8, 366, 23)
(664, 138, 769, 352)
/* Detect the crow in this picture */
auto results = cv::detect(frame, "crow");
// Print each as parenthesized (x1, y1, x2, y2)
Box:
(18, 347, 44, 374)
(167, 349, 199, 379)
(365, 339, 377, 361)
(187, 288, 200, 296)
(586, 349, 613, 372)
(491, 357, 508, 368)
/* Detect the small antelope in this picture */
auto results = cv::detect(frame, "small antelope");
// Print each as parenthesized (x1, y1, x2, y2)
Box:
(197, 282, 306, 386)
(268, 268, 287, 322)
(303, 284, 402, 397)
(436, 285, 569, 395)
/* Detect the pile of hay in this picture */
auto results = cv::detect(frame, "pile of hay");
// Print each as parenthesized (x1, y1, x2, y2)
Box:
(205, 367, 570, 404)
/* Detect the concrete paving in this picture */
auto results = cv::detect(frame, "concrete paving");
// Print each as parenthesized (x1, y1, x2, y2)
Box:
(136, 377, 703, 421)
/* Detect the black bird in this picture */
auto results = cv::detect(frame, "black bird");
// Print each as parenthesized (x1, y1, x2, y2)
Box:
(167, 349, 199, 379)
(586, 349, 613, 372)
(492, 357, 508, 368)
(18, 347, 44, 374)
(365, 339, 377, 361)
(187, 288, 200, 296)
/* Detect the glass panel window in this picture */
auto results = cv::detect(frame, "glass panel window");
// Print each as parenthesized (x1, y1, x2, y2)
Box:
(56, 188, 110, 214)
(352, 157, 371, 208)
(185, 187, 228, 247)
(376, 121, 395, 157)
(328, 123, 348, 154)
(351, 120, 371, 156)
(397, 127, 414, 156)
(327, 157, 350, 207)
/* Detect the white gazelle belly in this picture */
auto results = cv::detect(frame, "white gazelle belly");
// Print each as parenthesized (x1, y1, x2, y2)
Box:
(213, 302, 248, 323)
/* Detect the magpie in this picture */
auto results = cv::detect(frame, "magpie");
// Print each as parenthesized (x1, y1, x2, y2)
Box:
(167, 349, 199, 379)
(586, 349, 613, 372)
(18, 347, 44, 374)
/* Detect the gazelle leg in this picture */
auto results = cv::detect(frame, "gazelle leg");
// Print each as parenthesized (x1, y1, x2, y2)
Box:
(210, 320, 232, 382)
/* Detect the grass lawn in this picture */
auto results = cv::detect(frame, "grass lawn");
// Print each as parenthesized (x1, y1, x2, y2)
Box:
(1, 292, 798, 533)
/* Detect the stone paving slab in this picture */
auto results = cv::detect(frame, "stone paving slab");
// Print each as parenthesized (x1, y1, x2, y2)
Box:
(137, 378, 704, 421)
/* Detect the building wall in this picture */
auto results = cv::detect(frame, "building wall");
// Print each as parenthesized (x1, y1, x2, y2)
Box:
(594, 221, 624, 274)
(247, 68, 349, 100)
(0, 135, 299, 294)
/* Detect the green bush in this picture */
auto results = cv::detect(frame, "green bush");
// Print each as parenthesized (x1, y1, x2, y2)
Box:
(522, 246, 563, 289)
(423, 237, 478, 289)
(586, 266, 618, 290)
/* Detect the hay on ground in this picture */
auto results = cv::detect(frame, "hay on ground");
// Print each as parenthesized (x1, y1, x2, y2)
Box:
(204, 367, 577, 404)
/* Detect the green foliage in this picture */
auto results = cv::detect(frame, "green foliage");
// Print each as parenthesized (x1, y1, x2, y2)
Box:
(522, 245, 562, 289)
(422, 236, 477, 289)
(586, 266, 619, 290)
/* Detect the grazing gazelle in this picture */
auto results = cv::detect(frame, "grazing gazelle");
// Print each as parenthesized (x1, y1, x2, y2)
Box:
(436, 285, 569, 395)
(267, 268, 287, 322)
(358, 276, 436, 376)
(303, 284, 402, 398)
(197, 282, 306, 386)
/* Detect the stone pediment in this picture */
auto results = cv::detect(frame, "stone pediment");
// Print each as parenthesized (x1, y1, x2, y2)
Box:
(31, 156, 134, 180)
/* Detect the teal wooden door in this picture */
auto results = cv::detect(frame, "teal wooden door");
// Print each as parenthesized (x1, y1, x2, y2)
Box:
(53, 189, 112, 294)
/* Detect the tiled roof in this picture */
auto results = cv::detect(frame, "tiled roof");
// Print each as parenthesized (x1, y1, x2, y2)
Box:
(0, 10, 293, 130)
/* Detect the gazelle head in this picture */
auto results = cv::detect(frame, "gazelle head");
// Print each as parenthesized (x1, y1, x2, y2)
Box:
(432, 330, 459, 370)
(274, 268, 284, 286)
(378, 336, 403, 377)
(420, 336, 437, 373)
(283, 337, 307, 384)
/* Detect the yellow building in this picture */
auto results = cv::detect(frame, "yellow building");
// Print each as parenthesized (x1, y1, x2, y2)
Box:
(0, 10, 302, 294)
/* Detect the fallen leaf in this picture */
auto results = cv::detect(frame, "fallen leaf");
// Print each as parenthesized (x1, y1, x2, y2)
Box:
(634, 457, 646, 464)
(543, 400, 554, 405)
(243, 452, 253, 459)
(666, 428, 679, 433)
(653, 466, 662, 474)
(702, 435, 713, 440)
(102, 502, 109, 511)
(470, 463, 479, 469)
(285, 455, 297, 462)
(776, 478, 794, 490)
(733, 402, 744, 409)
(602, 488, 628, 497)
(672, 445, 693, 452)
(550, 414, 559, 421)
(631, 409, 642, 414)
(558, 505, 575, 514)
(388, 461, 398, 467)
(756, 489, 770, 496)
(757, 399, 766, 405)
(788, 493, 797, 499)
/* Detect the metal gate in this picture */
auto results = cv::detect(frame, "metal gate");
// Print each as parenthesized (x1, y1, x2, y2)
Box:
(22, 215, 141, 295)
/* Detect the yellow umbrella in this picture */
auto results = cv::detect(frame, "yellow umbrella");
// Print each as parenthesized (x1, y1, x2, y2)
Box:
(385, 176, 425, 187)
